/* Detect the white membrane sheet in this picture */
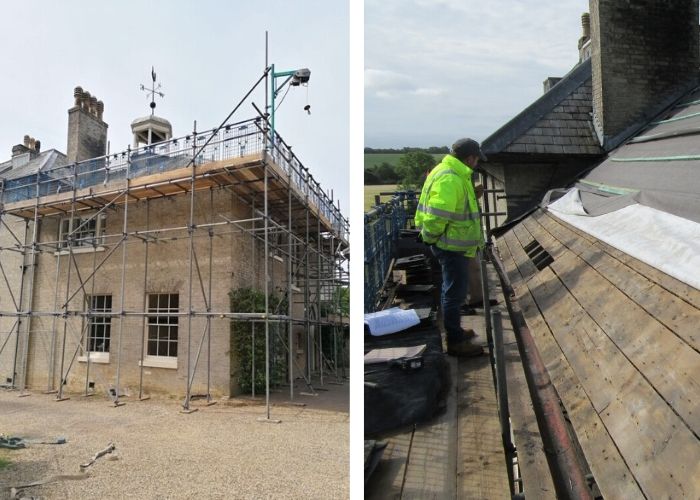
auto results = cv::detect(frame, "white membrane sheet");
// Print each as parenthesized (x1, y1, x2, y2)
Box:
(548, 192, 700, 291)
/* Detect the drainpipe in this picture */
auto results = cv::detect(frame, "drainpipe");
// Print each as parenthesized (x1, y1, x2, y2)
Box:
(486, 244, 593, 500)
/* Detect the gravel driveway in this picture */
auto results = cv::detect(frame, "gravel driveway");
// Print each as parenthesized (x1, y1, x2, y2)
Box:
(0, 387, 348, 499)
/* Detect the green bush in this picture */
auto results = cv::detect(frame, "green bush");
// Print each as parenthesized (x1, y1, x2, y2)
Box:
(229, 287, 287, 394)
(396, 151, 436, 190)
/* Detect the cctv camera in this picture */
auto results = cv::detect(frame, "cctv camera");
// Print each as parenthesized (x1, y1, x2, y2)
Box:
(291, 68, 311, 86)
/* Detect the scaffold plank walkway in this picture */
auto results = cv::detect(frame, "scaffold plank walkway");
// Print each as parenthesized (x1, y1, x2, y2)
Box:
(366, 348, 510, 499)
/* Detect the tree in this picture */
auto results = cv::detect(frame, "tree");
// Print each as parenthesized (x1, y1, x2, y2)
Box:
(396, 151, 435, 189)
(364, 169, 380, 185)
(374, 162, 399, 184)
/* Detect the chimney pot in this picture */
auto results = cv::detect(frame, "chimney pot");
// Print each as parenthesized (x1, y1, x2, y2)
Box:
(34, 140, 41, 153)
(74, 86, 83, 107)
(89, 96, 98, 116)
(23, 135, 30, 147)
(582, 13, 590, 38)
(96, 100, 104, 121)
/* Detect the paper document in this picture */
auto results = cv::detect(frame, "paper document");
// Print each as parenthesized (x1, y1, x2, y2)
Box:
(364, 307, 420, 336)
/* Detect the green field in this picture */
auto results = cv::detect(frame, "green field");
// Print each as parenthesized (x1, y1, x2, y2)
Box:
(364, 153, 402, 169)
(364, 153, 444, 170)
(364, 184, 399, 212)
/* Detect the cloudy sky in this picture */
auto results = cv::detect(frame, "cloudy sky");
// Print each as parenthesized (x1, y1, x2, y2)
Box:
(365, 0, 588, 148)
(0, 0, 349, 214)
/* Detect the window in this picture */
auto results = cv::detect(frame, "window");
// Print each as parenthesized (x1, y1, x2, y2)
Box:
(59, 215, 105, 248)
(147, 294, 179, 358)
(87, 295, 112, 353)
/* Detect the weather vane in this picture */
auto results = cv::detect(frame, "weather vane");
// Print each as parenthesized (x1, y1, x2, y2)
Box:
(140, 66, 165, 116)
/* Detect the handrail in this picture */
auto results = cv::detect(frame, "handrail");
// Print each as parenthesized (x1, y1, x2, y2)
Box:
(0, 117, 348, 240)
(363, 190, 417, 312)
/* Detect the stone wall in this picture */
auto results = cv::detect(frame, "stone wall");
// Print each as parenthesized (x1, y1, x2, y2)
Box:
(8, 187, 306, 398)
(494, 158, 594, 222)
(0, 215, 27, 386)
(66, 107, 108, 163)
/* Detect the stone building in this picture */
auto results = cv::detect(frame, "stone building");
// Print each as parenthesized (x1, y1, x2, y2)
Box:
(0, 85, 348, 406)
(482, 3, 699, 225)
(481, 13, 603, 225)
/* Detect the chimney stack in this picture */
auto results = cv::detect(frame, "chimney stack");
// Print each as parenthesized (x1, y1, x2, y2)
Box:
(66, 86, 108, 163)
(590, 0, 699, 149)
(543, 77, 562, 94)
(11, 135, 40, 167)
(12, 143, 31, 158)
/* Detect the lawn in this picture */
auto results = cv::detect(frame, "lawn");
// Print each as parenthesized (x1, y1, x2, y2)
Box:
(364, 184, 399, 212)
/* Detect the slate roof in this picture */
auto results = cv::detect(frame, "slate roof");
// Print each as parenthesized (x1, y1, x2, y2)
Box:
(0, 149, 68, 181)
(483, 59, 603, 156)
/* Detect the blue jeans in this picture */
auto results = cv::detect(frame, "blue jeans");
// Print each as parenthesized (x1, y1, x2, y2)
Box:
(431, 246, 469, 343)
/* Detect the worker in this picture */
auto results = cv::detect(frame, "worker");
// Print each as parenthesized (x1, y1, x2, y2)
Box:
(415, 138, 486, 357)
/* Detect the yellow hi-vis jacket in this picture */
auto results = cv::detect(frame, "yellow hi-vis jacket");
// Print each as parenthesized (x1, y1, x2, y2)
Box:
(415, 155, 483, 257)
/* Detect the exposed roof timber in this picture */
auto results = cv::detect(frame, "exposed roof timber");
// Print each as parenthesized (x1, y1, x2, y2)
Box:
(498, 210, 700, 498)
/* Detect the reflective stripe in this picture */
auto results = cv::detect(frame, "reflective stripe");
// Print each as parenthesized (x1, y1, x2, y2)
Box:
(420, 228, 442, 240)
(433, 169, 457, 179)
(417, 203, 480, 221)
(461, 211, 479, 221)
(422, 169, 457, 196)
(438, 235, 481, 249)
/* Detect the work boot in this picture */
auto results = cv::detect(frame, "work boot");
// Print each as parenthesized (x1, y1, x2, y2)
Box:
(447, 339, 483, 357)
(460, 305, 477, 316)
(446, 328, 478, 339)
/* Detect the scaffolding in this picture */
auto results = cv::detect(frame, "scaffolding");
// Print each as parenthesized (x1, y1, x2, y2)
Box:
(0, 70, 349, 419)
